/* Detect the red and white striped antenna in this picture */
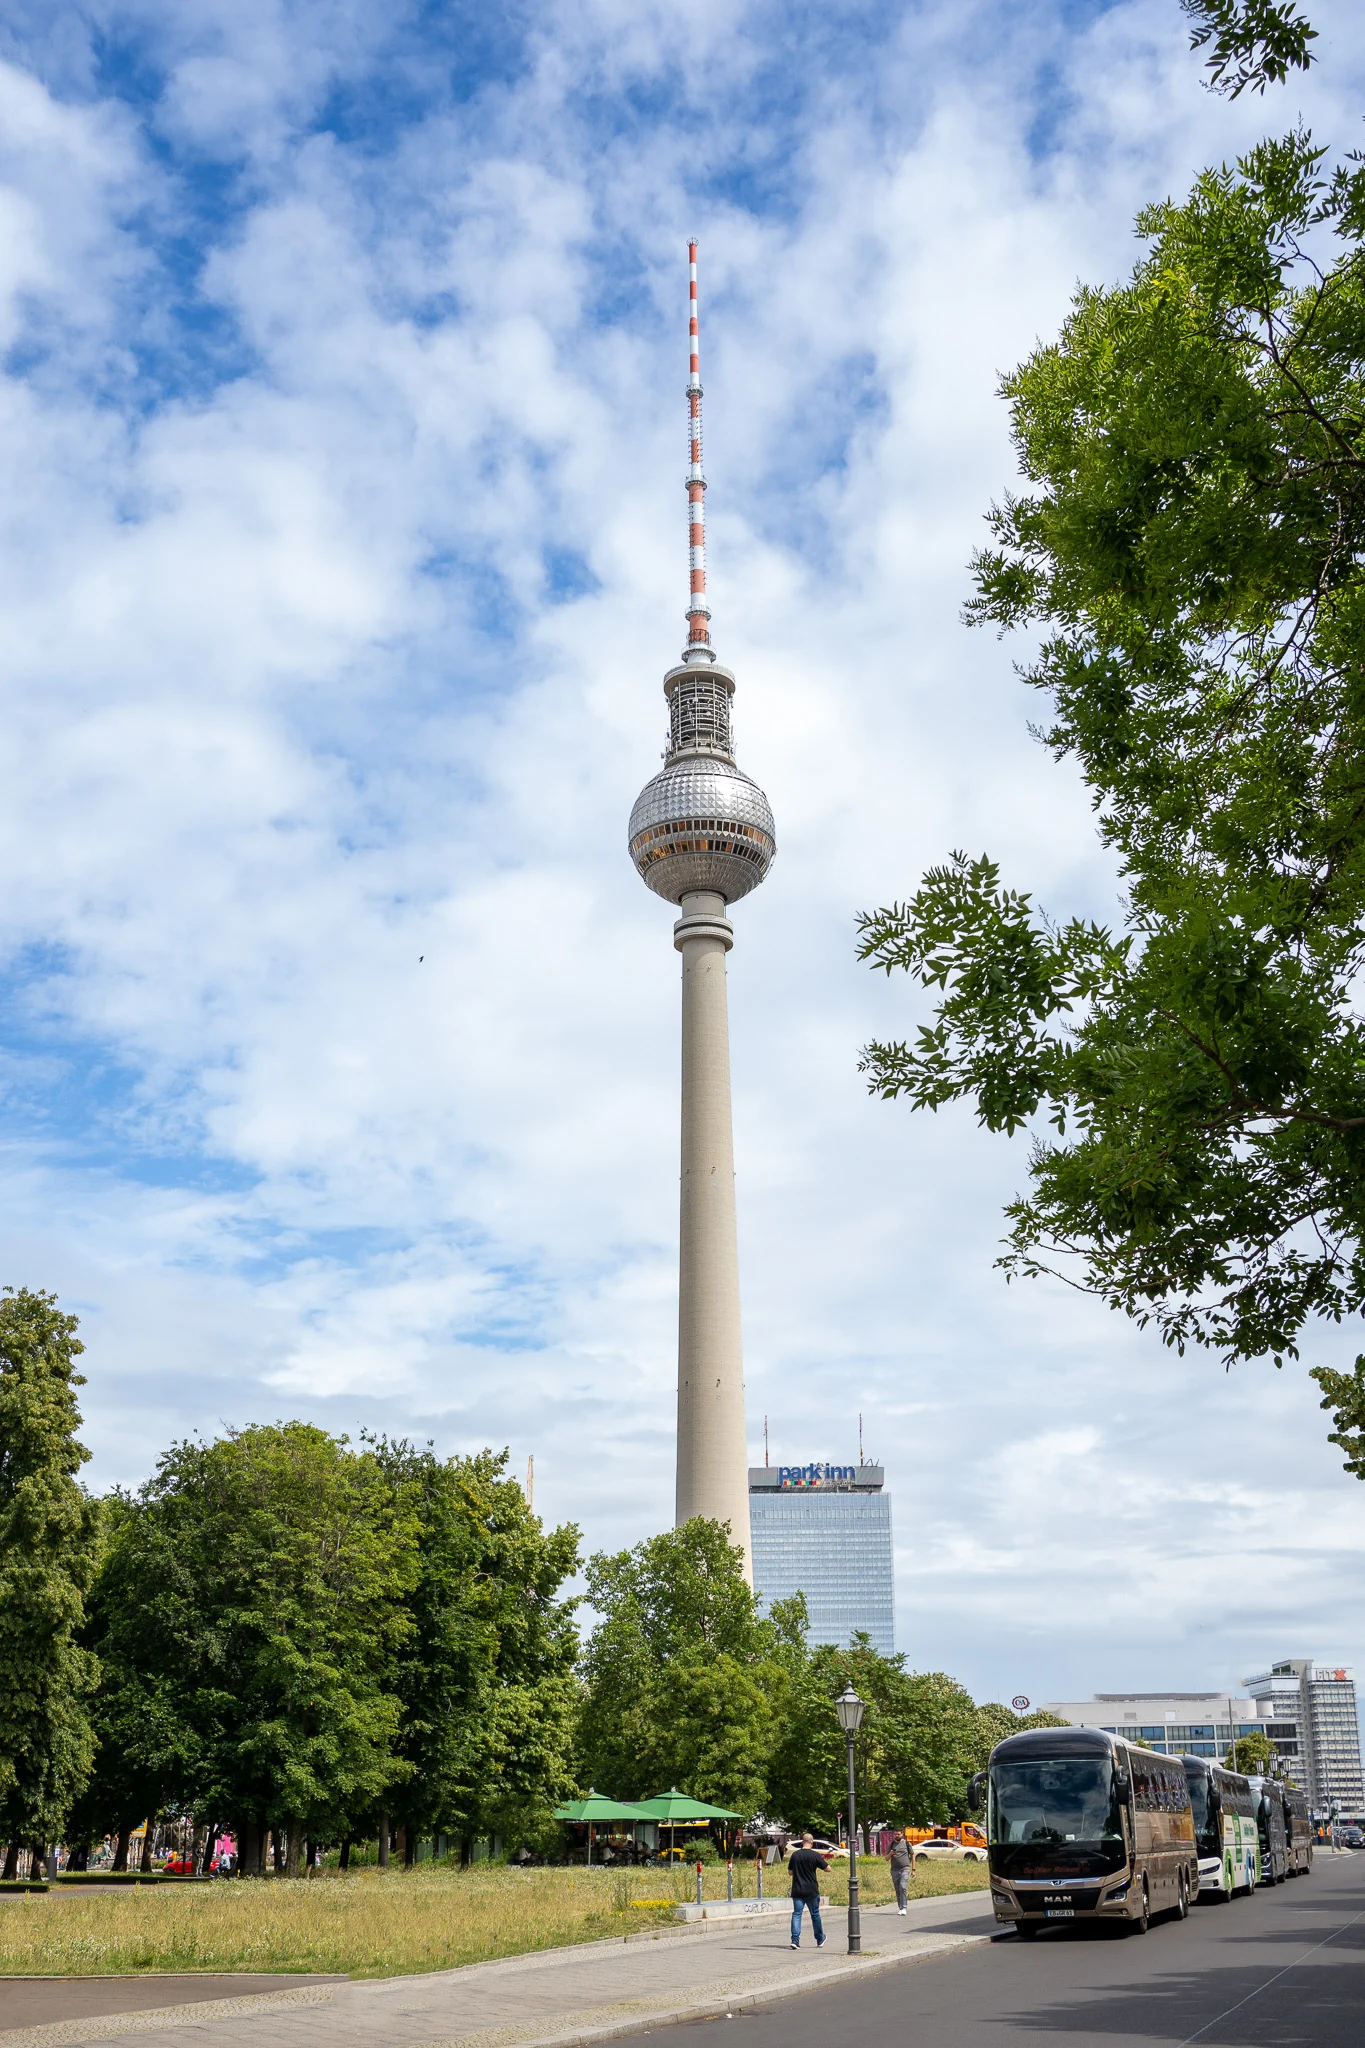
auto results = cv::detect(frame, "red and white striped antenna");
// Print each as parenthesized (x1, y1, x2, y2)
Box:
(684, 240, 713, 661)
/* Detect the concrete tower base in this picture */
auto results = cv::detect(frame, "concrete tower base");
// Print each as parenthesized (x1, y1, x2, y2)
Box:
(674, 889, 752, 1581)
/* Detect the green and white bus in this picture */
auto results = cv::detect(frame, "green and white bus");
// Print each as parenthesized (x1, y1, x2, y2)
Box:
(1180, 1757, 1259, 1898)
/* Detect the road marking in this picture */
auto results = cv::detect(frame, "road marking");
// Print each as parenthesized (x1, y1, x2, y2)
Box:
(1175, 1895, 1365, 2048)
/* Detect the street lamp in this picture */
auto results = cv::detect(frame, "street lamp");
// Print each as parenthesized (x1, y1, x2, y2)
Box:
(834, 1684, 865, 1953)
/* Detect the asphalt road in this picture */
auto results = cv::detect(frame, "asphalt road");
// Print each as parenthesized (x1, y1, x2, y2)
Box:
(639, 1854, 1365, 2047)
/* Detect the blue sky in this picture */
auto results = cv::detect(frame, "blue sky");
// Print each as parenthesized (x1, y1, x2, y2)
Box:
(3, 0, 1365, 1711)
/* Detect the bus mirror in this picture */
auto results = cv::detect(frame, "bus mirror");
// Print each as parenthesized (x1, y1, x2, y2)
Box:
(967, 1772, 985, 1813)
(1113, 1770, 1130, 1799)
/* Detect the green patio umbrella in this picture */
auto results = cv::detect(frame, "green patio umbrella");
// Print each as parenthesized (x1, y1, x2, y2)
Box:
(635, 1789, 743, 1860)
(552, 1792, 655, 1866)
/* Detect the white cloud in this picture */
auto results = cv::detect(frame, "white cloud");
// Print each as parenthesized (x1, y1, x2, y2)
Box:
(1, 0, 1364, 1708)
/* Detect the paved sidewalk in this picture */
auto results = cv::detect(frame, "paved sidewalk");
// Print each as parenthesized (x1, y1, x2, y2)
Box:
(0, 1978, 341, 2031)
(0, 1893, 994, 2048)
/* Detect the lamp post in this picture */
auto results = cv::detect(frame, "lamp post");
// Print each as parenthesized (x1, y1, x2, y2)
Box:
(834, 1684, 865, 1953)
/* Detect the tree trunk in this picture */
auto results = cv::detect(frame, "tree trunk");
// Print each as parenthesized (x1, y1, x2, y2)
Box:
(200, 1823, 217, 1876)
(140, 1824, 155, 1874)
(338, 1839, 351, 1871)
(69, 1843, 90, 1872)
(377, 1814, 389, 1870)
(238, 1820, 259, 1878)
(272, 1828, 285, 1873)
(285, 1820, 302, 1879)
(2, 1845, 17, 1881)
(112, 1826, 131, 1873)
(460, 1837, 473, 1867)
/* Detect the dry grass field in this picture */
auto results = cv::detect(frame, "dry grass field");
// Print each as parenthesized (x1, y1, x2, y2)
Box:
(0, 1858, 988, 1979)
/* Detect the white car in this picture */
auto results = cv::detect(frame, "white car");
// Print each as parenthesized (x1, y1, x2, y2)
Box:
(912, 1837, 985, 1865)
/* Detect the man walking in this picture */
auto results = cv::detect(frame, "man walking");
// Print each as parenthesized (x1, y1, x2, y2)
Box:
(889, 1829, 912, 1913)
(787, 1832, 829, 1948)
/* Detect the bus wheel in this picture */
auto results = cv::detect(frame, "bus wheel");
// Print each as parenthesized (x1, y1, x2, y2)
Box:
(1128, 1882, 1149, 1936)
(1173, 1873, 1188, 1921)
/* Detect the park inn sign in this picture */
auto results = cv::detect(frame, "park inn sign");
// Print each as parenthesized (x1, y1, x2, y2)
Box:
(748, 1464, 885, 1492)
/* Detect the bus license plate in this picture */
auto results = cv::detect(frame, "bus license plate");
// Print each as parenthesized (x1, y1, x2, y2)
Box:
(1044, 1909, 1074, 1918)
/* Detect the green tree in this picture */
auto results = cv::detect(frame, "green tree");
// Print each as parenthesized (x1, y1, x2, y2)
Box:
(762, 1595, 846, 1831)
(974, 1704, 1070, 1759)
(65, 1494, 200, 1870)
(0, 1288, 98, 1875)
(1228, 1731, 1277, 1774)
(368, 1441, 580, 1858)
(768, 1620, 999, 1832)
(107, 1423, 420, 1874)
(579, 1520, 776, 1813)
(1181, 0, 1316, 99)
(859, 125, 1365, 1465)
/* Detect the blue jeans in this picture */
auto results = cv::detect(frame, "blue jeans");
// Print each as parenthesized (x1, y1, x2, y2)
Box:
(790, 1895, 824, 1945)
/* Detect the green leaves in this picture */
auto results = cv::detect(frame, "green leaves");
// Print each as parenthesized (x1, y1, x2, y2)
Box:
(366, 1439, 581, 1846)
(93, 1424, 421, 1843)
(1182, 1, 1317, 100)
(1311, 1358, 1365, 1477)
(578, 1520, 772, 1810)
(863, 123, 1365, 1449)
(0, 1288, 98, 1847)
(858, 855, 1124, 1136)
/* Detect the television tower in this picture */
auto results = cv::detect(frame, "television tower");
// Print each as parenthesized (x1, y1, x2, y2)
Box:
(628, 243, 776, 1581)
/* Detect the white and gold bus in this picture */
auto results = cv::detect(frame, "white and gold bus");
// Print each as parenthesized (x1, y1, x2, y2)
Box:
(971, 1727, 1198, 1938)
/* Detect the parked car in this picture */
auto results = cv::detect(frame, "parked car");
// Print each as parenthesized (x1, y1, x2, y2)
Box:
(1340, 1826, 1363, 1848)
(796, 1838, 849, 1861)
(911, 1836, 985, 1865)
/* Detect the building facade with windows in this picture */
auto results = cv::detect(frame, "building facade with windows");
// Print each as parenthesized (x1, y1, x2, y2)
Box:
(1040, 1693, 1268, 1760)
(1042, 1664, 1364, 1813)
(1242, 1659, 1364, 1812)
(748, 1463, 895, 1656)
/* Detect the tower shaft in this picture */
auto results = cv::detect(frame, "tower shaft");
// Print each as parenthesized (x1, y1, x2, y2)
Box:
(675, 890, 752, 1575)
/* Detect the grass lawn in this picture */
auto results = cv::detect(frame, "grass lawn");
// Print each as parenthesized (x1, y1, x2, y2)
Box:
(0, 1858, 988, 1979)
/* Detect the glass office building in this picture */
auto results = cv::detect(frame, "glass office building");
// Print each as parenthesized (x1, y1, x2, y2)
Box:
(748, 1463, 895, 1656)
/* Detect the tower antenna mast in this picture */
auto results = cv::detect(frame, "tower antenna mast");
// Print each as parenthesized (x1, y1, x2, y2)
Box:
(685, 240, 711, 660)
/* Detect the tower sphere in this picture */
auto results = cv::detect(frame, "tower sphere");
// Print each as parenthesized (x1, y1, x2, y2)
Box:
(629, 662, 776, 904)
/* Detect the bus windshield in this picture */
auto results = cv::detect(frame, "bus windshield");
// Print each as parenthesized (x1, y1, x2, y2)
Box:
(989, 1757, 1127, 1879)
(1186, 1773, 1219, 1856)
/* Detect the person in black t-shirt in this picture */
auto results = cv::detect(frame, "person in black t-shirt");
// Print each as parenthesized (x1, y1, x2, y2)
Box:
(787, 1832, 829, 1947)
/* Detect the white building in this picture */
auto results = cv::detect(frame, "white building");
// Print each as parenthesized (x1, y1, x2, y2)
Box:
(1040, 1693, 1267, 1762)
(1041, 1663, 1365, 1813)
(1242, 1659, 1364, 1813)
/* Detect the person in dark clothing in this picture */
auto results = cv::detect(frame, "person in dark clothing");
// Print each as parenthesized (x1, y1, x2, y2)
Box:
(787, 1832, 829, 1948)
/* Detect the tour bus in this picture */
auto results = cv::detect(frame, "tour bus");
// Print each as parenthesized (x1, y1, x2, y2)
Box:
(1179, 1757, 1260, 1897)
(969, 1726, 1198, 1938)
(1244, 1775, 1289, 1885)
(1282, 1784, 1313, 1875)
